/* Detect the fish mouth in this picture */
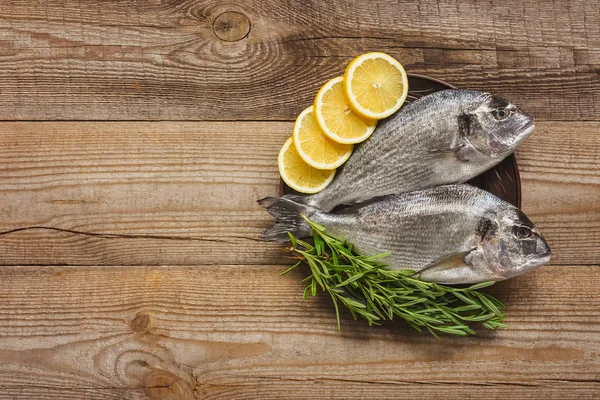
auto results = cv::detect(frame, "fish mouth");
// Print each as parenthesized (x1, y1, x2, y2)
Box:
(485, 119, 534, 156)
(534, 251, 551, 264)
(523, 250, 551, 270)
(535, 236, 551, 260)
(517, 120, 535, 138)
(505, 120, 534, 151)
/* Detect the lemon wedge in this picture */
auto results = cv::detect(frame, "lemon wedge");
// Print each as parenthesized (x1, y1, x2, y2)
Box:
(343, 52, 408, 120)
(293, 106, 353, 170)
(314, 76, 377, 144)
(278, 137, 335, 194)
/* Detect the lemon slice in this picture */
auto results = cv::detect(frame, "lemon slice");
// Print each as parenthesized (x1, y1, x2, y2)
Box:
(314, 76, 377, 144)
(344, 52, 408, 120)
(278, 137, 335, 194)
(293, 106, 353, 170)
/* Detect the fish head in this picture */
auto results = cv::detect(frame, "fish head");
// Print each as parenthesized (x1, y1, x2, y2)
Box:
(462, 92, 534, 158)
(475, 207, 551, 280)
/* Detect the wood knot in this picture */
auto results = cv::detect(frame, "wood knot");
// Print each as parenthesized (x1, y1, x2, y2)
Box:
(144, 369, 195, 400)
(131, 312, 152, 334)
(212, 11, 250, 42)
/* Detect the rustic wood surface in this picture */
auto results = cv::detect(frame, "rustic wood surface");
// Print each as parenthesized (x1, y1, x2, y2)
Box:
(0, 265, 598, 400)
(0, 0, 599, 399)
(0, 121, 598, 266)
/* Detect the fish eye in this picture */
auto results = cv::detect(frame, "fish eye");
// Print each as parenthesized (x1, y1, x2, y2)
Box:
(514, 226, 533, 239)
(492, 108, 511, 120)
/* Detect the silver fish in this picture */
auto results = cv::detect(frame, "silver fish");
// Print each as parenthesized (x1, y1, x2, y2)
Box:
(260, 184, 550, 284)
(300, 89, 534, 211)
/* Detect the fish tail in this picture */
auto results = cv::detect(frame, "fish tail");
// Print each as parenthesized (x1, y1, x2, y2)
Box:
(258, 195, 316, 242)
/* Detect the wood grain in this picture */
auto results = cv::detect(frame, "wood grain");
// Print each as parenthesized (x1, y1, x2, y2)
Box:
(0, 121, 598, 266)
(1, 2, 598, 398)
(518, 121, 600, 265)
(0, 264, 598, 399)
(0, 0, 598, 121)
(1, 120, 598, 266)
(0, 121, 283, 266)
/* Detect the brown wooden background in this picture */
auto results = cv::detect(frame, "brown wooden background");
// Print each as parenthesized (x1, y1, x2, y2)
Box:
(1, 1, 599, 399)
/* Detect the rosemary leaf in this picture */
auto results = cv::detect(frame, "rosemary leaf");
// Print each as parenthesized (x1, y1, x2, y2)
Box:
(283, 216, 509, 337)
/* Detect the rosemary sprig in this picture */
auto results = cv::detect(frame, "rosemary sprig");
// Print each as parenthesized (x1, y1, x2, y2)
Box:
(281, 216, 507, 337)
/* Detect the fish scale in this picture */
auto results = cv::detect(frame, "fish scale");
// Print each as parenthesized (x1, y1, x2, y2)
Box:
(262, 90, 542, 284)
(260, 184, 551, 284)
(300, 89, 534, 211)
(320, 186, 483, 268)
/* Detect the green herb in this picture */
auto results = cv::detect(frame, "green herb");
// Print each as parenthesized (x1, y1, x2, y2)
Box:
(281, 216, 507, 337)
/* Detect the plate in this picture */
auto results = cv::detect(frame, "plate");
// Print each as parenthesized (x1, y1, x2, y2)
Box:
(280, 73, 521, 208)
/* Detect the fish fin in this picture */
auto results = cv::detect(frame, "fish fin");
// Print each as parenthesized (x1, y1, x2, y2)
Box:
(415, 250, 478, 283)
(332, 194, 391, 214)
(428, 143, 471, 163)
(258, 195, 316, 242)
(418, 250, 474, 274)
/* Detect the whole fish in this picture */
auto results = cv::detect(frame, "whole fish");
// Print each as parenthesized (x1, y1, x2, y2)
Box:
(297, 89, 534, 211)
(260, 184, 550, 284)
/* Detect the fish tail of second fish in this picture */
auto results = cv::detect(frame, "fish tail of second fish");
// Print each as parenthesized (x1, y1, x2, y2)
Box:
(258, 195, 319, 242)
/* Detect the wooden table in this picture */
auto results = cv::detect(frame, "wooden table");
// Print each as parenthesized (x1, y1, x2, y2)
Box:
(0, 1, 599, 399)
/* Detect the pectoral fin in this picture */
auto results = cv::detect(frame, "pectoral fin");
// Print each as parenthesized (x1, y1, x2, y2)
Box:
(428, 142, 471, 163)
(419, 251, 473, 274)
(415, 250, 478, 284)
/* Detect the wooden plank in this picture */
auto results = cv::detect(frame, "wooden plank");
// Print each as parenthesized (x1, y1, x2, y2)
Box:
(0, 264, 598, 399)
(0, 121, 598, 266)
(0, 121, 284, 266)
(0, 0, 598, 121)
(519, 122, 600, 265)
